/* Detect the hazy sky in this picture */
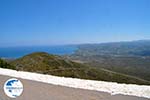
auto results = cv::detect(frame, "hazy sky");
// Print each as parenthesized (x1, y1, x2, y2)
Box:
(0, 0, 150, 47)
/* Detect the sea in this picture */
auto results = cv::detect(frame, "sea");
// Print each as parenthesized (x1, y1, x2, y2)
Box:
(0, 45, 78, 58)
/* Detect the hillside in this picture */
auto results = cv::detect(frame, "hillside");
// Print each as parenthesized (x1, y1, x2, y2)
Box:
(0, 58, 16, 70)
(69, 40, 150, 81)
(3, 52, 148, 85)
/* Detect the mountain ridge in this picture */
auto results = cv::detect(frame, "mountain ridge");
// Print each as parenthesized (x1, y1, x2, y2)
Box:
(0, 52, 148, 85)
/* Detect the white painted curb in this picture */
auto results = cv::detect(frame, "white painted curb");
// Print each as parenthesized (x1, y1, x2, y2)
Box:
(0, 68, 150, 98)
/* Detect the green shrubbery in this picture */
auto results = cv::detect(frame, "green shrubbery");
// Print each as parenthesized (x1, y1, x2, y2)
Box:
(10, 52, 150, 85)
(0, 59, 16, 70)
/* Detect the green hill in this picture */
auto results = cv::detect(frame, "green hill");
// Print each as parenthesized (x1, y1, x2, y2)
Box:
(0, 58, 16, 70)
(8, 52, 150, 85)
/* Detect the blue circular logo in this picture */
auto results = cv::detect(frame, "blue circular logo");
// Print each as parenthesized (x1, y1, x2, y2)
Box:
(4, 78, 23, 98)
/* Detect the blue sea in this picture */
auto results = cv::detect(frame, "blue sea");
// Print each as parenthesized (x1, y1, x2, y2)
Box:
(0, 45, 78, 58)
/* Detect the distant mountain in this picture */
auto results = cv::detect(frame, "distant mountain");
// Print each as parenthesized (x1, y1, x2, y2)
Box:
(75, 40, 150, 56)
(1, 52, 148, 85)
(70, 40, 150, 81)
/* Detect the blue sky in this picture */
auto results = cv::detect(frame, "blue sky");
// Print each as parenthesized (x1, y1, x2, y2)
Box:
(0, 0, 150, 47)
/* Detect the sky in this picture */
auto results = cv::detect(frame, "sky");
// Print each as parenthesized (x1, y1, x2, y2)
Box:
(0, 0, 150, 47)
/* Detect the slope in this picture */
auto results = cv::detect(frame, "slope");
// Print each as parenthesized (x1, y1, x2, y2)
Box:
(70, 40, 150, 81)
(6, 52, 150, 85)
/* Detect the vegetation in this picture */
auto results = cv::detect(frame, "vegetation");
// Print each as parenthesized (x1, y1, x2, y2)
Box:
(69, 40, 150, 82)
(0, 58, 16, 70)
(7, 52, 150, 85)
(1, 40, 150, 85)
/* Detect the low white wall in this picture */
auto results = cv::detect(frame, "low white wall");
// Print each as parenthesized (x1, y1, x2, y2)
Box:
(0, 68, 150, 98)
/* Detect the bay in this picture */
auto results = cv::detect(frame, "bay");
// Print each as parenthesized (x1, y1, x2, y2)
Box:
(0, 45, 77, 58)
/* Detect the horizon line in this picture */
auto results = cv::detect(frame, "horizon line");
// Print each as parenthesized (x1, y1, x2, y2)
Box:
(0, 39, 149, 48)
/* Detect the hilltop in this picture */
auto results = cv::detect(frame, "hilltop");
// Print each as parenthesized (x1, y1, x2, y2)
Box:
(0, 52, 148, 85)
